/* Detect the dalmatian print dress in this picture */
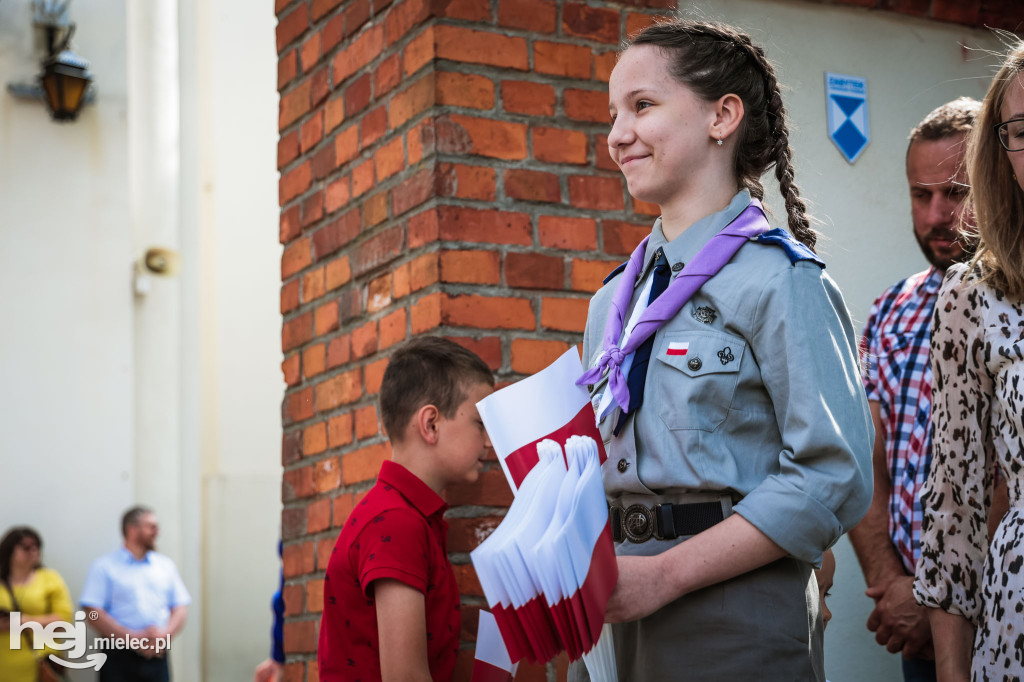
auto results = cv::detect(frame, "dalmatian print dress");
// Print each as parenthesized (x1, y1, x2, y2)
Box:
(913, 264, 1024, 679)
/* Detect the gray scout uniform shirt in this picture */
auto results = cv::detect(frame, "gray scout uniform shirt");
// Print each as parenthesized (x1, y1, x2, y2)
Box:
(582, 190, 873, 565)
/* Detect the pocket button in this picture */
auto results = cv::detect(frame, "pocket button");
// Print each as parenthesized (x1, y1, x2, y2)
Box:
(687, 357, 702, 371)
(617, 459, 629, 473)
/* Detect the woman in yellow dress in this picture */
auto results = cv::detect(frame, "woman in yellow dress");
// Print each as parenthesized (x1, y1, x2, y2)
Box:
(0, 527, 73, 681)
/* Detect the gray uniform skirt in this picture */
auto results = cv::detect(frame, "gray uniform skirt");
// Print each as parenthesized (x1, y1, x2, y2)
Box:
(568, 556, 824, 681)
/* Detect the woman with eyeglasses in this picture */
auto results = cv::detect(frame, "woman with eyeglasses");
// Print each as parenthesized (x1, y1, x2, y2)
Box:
(0, 527, 73, 681)
(913, 39, 1024, 682)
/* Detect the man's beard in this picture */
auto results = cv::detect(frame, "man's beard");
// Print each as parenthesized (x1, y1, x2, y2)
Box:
(914, 228, 976, 271)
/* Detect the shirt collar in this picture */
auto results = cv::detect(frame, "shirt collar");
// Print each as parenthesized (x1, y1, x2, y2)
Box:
(118, 546, 152, 564)
(645, 189, 752, 275)
(921, 266, 944, 295)
(378, 459, 448, 519)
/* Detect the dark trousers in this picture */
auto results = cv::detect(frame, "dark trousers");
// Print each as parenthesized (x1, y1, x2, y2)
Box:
(902, 657, 937, 682)
(99, 649, 170, 682)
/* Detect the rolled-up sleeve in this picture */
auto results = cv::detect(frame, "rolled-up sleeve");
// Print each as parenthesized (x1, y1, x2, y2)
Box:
(913, 274, 993, 622)
(734, 263, 874, 564)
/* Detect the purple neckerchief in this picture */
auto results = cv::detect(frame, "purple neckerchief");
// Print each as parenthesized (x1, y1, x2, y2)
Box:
(577, 199, 771, 411)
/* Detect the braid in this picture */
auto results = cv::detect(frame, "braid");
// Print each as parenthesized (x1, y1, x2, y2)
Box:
(726, 30, 818, 250)
(769, 96, 817, 250)
(630, 19, 818, 251)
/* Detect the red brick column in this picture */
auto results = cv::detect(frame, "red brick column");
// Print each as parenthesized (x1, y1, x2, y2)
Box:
(276, 1, 670, 679)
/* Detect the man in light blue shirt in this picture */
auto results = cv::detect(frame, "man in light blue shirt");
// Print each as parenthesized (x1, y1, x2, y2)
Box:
(81, 506, 190, 682)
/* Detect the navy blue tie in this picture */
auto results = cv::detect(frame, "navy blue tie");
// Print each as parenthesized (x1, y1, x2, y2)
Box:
(614, 249, 672, 435)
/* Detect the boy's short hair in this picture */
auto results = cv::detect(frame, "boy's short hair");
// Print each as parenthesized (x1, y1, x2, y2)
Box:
(379, 336, 494, 442)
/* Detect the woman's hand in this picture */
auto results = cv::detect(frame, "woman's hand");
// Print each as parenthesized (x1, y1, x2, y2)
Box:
(927, 608, 973, 682)
(604, 554, 672, 623)
(604, 516, 787, 625)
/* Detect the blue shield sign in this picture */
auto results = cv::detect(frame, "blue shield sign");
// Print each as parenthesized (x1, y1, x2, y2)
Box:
(826, 73, 869, 163)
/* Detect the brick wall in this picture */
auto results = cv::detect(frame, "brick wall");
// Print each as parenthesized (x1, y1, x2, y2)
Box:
(275, 1, 1019, 681)
(276, 0, 671, 679)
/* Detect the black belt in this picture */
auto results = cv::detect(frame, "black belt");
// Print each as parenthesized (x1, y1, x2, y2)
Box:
(610, 501, 725, 543)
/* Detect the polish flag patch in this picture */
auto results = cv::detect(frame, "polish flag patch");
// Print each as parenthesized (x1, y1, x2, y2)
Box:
(666, 342, 689, 356)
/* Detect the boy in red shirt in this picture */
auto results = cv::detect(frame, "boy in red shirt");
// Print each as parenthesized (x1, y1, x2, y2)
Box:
(318, 336, 495, 682)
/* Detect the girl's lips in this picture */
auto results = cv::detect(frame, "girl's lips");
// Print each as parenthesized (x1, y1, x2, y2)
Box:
(619, 154, 648, 169)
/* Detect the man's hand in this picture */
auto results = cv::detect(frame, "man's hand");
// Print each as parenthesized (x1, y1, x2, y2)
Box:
(0, 613, 10, 632)
(141, 625, 170, 657)
(865, 575, 934, 659)
(143, 625, 170, 640)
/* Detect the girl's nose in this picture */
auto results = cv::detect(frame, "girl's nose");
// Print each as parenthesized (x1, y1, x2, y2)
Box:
(607, 116, 634, 160)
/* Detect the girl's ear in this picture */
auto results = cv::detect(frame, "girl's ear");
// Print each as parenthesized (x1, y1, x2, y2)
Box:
(415, 404, 441, 445)
(710, 93, 744, 143)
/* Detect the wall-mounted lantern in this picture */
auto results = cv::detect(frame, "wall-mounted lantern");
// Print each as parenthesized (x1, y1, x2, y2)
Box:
(6, 0, 95, 122)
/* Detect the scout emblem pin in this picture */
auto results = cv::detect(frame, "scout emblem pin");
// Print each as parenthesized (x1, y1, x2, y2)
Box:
(692, 306, 716, 324)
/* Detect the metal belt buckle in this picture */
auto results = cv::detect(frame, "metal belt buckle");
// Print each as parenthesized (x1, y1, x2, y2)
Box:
(609, 506, 623, 543)
(622, 504, 655, 543)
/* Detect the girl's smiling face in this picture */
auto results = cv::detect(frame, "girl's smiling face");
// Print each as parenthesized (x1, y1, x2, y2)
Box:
(607, 44, 718, 212)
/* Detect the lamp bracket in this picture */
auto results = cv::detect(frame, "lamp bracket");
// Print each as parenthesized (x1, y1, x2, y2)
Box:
(6, 82, 96, 105)
(33, 0, 72, 28)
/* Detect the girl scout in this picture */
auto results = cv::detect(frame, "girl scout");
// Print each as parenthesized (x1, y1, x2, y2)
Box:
(573, 19, 872, 680)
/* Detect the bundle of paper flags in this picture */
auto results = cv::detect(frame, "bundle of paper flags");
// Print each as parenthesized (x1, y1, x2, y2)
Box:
(470, 349, 618, 681)
(471, 611, 519, 682)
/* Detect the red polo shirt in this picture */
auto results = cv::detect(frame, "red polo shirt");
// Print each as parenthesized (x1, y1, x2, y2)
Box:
(318, 460, 461, 682)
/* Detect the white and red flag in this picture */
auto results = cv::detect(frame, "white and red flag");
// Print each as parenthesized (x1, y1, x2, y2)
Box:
(472, 349, 618, 678)
(476, 348, 606, 490)
(666, 341, 689, 356)
(471, 610, 518, 682)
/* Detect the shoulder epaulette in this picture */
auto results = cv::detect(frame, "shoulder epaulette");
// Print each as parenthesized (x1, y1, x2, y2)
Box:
(603, 261, 629, 284)
(754, 228, 826, 268)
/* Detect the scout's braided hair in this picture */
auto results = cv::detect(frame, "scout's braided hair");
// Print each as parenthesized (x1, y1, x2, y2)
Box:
(630, 19, 817, 250)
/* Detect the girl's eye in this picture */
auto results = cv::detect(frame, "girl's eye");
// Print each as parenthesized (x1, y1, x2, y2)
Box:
(636, 100, 651, 112)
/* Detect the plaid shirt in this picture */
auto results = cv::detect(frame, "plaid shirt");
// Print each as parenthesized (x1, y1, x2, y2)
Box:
(861, 267, 943, 574)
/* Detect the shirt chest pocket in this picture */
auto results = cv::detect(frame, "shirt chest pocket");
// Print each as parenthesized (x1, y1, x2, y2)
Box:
(652, 330, 746, 432)
(879, 332, 922, 385)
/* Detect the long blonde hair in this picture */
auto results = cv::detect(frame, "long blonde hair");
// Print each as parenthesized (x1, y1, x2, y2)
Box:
(965, 39, 1024, 298)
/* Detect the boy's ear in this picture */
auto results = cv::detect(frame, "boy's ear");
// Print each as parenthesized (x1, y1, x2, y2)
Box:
(414, 404, 441, 445)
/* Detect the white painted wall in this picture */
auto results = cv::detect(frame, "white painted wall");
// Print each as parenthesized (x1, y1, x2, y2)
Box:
(0, 0, 281, 679)
(0, 0, 135, 648)
(177, 0, 284, 678)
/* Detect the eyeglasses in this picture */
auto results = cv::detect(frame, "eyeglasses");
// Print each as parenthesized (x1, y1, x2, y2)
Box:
(17, 542, 39, 552)
(995, 118, 1024, 152)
